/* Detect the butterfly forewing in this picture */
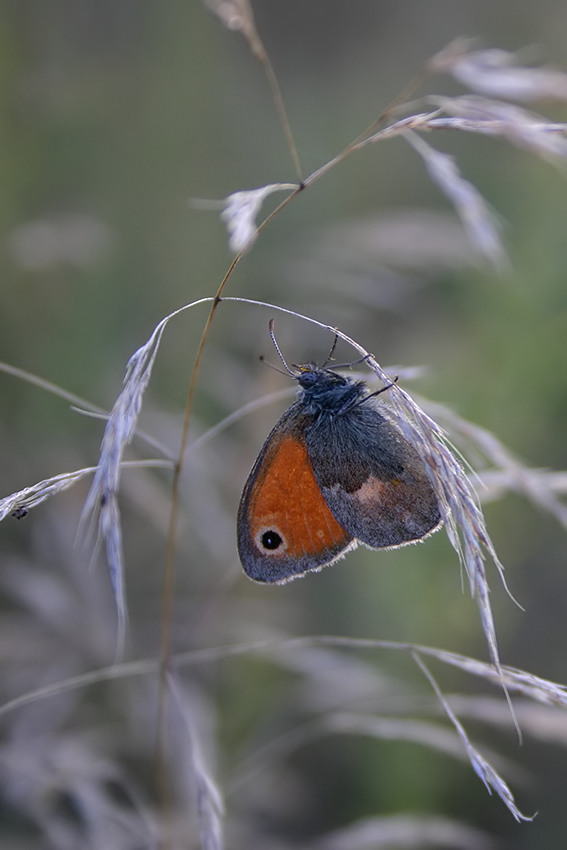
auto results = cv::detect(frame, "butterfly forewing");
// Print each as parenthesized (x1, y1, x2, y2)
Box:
(237, 406, 354, 583)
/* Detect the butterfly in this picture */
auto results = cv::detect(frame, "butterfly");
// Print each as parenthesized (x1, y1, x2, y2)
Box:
(238, 323, 441, 583)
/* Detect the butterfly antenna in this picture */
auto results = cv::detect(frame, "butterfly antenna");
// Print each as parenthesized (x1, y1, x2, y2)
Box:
(259, 355, 291, 377)
(269, 319, 296, 376)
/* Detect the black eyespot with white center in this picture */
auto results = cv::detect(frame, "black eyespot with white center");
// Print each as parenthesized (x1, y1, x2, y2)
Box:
(261, 530, 282, 550)
(255, 526, 287, 554)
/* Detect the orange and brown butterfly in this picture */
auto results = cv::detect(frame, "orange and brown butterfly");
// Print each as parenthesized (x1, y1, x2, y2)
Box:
(238, 322, 441, 583)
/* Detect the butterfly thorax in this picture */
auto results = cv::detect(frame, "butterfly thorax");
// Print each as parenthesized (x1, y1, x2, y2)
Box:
(295, 367, 367, 417)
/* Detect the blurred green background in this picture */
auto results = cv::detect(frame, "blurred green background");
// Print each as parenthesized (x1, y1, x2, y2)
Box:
(1, 2, 567, 848)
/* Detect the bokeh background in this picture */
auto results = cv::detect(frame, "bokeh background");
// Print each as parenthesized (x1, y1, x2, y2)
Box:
(2, 2, 567, 848)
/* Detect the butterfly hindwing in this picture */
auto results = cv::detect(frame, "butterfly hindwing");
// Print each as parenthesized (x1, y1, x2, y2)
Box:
(305, 403, 441, 548)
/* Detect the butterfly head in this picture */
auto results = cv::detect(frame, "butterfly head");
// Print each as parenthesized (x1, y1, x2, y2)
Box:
(293, 364, 366, 415)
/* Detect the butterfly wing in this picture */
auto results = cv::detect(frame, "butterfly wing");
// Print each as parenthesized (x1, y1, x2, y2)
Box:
(306, 404, 441, 548)
(238, 405, 355, 583)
